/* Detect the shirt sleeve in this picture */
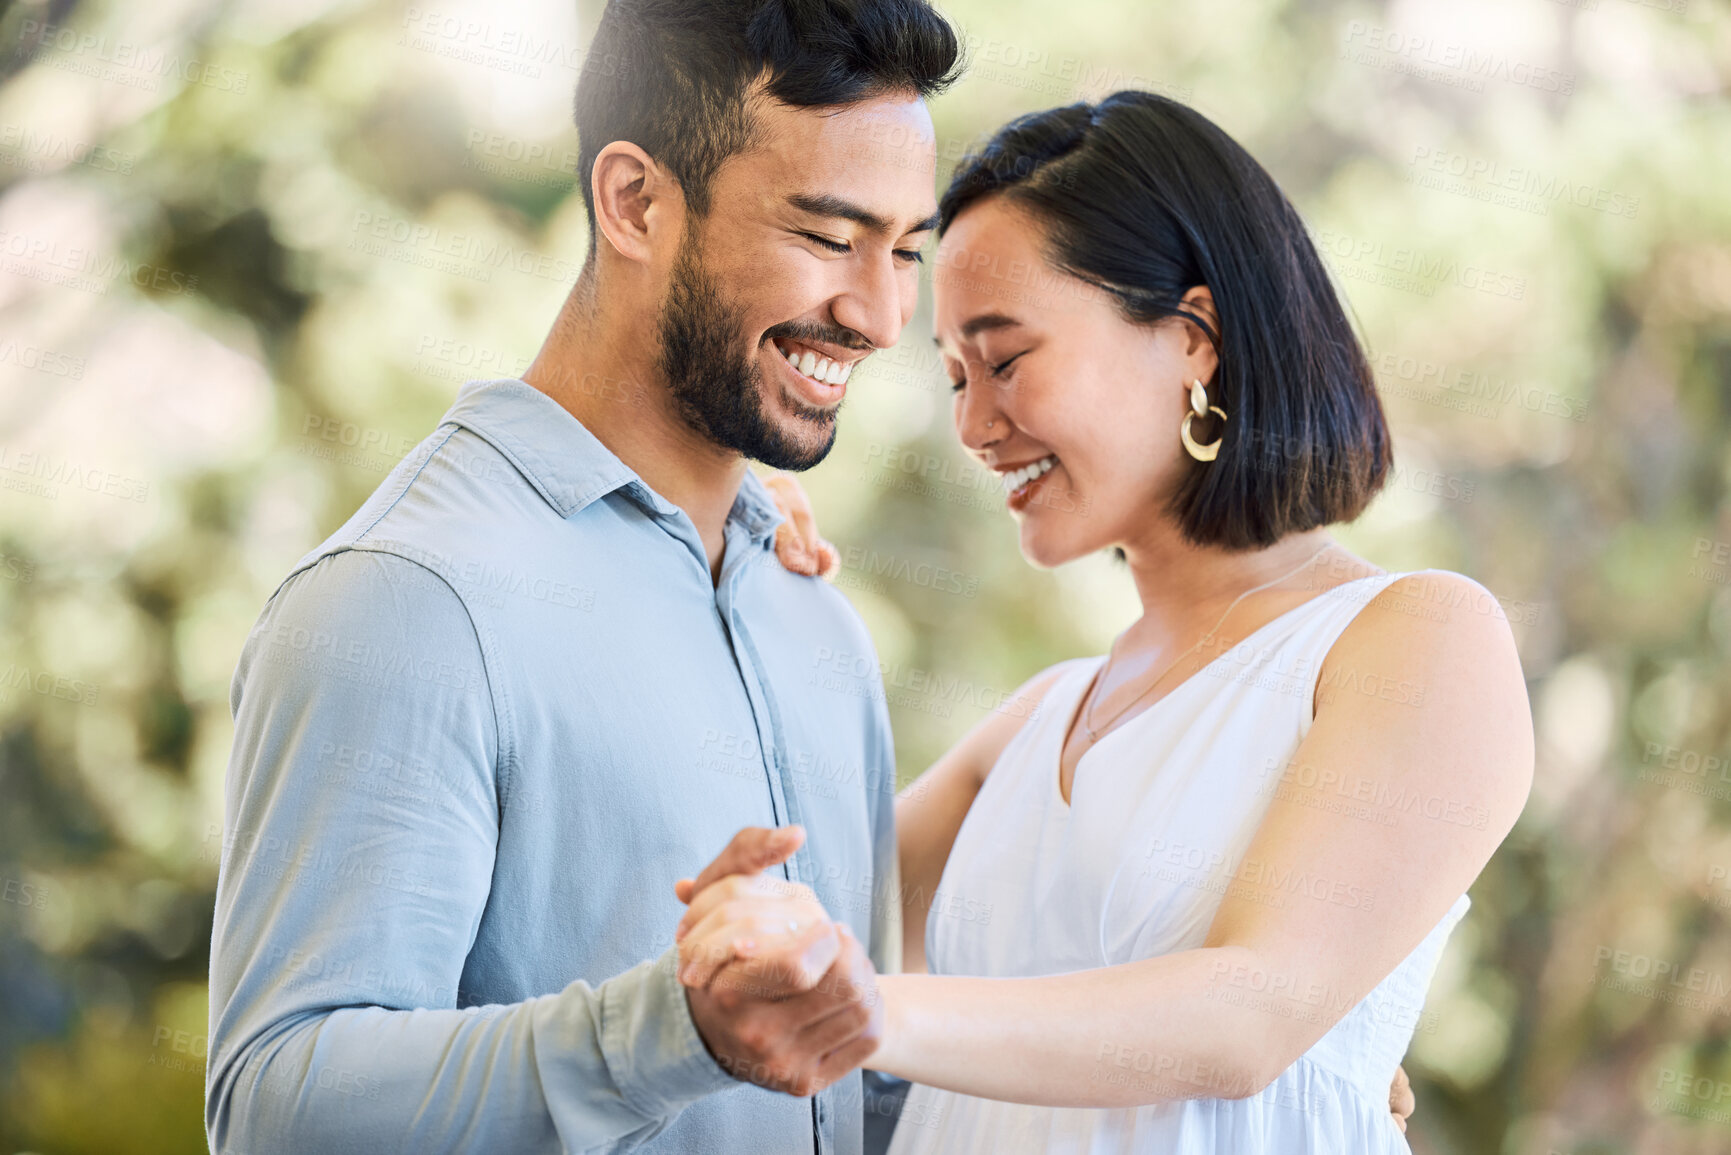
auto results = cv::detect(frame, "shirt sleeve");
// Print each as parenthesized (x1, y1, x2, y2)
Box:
(205, 547, 735, 1155)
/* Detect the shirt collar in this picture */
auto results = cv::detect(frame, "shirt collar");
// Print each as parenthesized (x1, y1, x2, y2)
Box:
(728, 469, 786, 547)
(439, 377, 786, 547)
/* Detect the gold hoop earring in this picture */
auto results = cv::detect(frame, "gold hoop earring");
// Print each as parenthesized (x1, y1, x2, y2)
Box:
(1181, 378, 1226, 462)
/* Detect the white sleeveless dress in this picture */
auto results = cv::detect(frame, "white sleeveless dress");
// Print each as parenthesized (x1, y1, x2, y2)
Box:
(886, 572, 1469, 1155)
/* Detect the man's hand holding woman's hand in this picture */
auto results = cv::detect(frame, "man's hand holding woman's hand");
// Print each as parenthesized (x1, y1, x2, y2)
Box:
(675, 826, 840, 993)
(675, 825, 883, 1097)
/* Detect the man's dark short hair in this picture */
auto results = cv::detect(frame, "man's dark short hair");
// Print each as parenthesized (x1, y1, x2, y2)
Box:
(575, 0, 962, 246)
(939, 91, 1393, 551)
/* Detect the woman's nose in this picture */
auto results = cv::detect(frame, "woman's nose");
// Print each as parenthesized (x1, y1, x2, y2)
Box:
(955, 381, 1008, 454)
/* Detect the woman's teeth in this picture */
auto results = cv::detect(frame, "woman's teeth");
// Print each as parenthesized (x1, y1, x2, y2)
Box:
(779, 342, 853, 386)
(1002, 455, 1057, 492)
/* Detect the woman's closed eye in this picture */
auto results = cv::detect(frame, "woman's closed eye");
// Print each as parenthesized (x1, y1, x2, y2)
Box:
(950, 351, 1027, 393)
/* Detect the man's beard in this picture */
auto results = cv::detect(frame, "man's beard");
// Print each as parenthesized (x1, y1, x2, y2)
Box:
(656, 234, 840, 472)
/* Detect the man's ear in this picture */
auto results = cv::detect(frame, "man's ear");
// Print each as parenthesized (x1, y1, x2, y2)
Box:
(589, 141, 683, 266)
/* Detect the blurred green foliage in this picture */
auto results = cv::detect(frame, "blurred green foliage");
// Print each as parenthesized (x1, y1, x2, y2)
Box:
(0, 0, 1727, 1151)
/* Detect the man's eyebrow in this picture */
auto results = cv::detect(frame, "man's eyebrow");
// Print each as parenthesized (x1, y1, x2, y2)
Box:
(787, 192, 940, 237)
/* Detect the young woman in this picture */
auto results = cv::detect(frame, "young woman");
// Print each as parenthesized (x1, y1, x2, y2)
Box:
(679, 91, 1532, 1152)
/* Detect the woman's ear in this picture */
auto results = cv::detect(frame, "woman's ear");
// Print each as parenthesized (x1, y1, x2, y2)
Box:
(1178, 285, 1220, 352)
(1178, 285, 1221, 386)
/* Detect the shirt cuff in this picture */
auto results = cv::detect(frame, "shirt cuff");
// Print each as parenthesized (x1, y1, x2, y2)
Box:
(599, 944, 738, 1119)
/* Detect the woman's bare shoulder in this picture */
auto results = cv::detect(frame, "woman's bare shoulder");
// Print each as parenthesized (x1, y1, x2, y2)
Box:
(1321, 568, 1534, 823)
(1358, 570, 1523, 659)
(949, 656, 1099, 787)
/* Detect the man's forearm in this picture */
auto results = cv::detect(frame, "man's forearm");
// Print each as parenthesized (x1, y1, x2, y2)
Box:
(208, 946, 733, 1154)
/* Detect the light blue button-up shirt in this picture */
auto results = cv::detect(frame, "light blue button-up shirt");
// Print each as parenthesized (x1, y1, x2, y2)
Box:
(206, 377, 900, 1154)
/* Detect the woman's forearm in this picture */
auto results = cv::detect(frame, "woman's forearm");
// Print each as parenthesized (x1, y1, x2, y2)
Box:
(869, 945, 1297, 1109)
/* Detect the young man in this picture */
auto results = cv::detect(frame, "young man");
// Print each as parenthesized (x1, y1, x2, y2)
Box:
(205, 2, 959, 1153)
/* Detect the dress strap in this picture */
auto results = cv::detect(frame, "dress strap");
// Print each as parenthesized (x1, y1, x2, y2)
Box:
(1281, 571, 1420, 731)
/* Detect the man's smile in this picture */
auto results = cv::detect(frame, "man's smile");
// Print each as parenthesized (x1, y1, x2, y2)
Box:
(772, 337, 861, 386)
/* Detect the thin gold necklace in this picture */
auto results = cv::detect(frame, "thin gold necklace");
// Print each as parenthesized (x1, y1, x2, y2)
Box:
(1079, 543, 1337, 744)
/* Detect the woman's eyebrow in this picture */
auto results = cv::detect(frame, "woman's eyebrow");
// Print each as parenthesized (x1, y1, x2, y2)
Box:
(931, 313, 1023, 347)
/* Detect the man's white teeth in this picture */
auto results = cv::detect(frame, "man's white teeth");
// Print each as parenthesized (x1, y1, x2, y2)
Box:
(778, 343, 853, 386)
(1002, 455, 1057, 492)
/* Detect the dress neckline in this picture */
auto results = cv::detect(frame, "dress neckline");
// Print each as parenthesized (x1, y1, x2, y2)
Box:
(1052, 571, 1402, 809)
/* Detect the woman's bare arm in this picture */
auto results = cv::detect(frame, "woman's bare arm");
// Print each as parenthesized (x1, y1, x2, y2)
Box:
(895, 664, 1072, 971)
(867, 573, 1534, 1106)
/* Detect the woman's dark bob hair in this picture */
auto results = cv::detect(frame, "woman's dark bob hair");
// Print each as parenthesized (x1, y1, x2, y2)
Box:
(938, 91, 1392, 551)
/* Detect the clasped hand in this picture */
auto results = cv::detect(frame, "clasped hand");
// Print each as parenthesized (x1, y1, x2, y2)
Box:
(674, 825, 883, 1097)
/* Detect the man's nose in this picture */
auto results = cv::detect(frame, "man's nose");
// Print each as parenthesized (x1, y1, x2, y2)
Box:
(829, 253, 907, 352)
